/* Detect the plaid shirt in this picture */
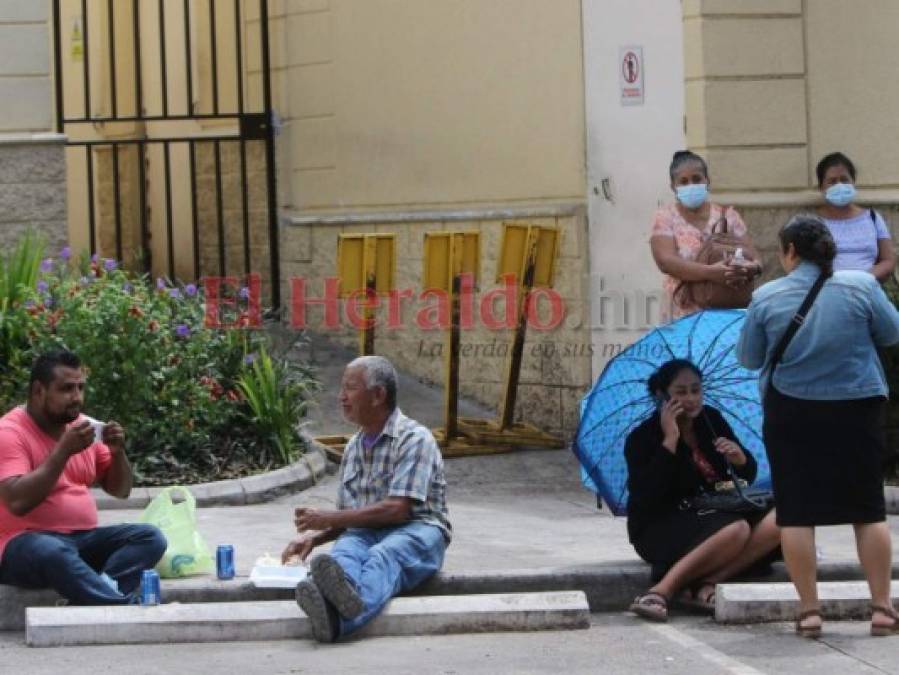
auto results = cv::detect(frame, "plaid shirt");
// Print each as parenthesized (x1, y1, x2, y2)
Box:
(336, 408, 451, 541)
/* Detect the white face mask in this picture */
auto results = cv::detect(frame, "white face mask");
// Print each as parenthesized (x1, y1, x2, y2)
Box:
(824, 183, 856, 207)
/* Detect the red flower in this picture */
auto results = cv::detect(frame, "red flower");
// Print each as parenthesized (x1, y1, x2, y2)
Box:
(148, 320, 160, 332)
(129, 306, 144, 318)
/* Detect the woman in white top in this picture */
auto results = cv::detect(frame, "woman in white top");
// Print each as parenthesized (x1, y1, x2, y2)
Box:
(815, 152, 896, 282)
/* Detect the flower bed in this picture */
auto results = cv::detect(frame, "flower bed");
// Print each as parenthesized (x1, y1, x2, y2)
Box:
(0, 233, 317, 486)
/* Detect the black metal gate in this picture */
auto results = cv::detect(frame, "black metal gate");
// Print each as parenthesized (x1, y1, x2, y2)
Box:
(51, 0, 280, 308)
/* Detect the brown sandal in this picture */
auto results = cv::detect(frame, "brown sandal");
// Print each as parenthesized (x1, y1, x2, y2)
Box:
(795, 609, 822, 639)
(629, 591, 669, 622)
(870, 604, 899, 637)
(679, 582, 716, 614)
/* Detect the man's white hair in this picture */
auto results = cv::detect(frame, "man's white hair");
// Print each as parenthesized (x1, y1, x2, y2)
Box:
(347, 355, 398, 409)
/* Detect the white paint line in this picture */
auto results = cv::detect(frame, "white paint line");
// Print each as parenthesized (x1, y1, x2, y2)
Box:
(647, 623, 767, 675)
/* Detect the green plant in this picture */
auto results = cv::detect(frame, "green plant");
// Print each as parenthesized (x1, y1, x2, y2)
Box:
(1, 242, 319, 485)
(0, 231, 47, 403)
(238, 348, 312, 464)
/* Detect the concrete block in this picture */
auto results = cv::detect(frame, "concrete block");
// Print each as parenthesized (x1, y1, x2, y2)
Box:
(189, 478, 247, 507)
(695, 18, 804, 78)
(357, 591, 589, 638)
(701, 79, 807, 147)
(0, 25, 48, 75)
(26, 591, 589, 647)
(683, 0, 801, 16)
(26, 601, 309, 647)
(703, 147, 808, 191)
(0, 0, 49, 22)
(0, 77, 52, 132)
(715, 580, 899, 624)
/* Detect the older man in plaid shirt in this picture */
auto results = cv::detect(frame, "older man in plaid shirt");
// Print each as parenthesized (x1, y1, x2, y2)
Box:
(282, 355, 450, 642)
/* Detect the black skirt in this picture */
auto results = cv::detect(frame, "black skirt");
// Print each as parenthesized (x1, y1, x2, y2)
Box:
(764, 386, 886, 527)
(632, 507, 772, 582)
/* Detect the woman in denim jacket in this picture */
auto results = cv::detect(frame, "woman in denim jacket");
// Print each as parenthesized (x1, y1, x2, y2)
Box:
(737, 215, 899, 638)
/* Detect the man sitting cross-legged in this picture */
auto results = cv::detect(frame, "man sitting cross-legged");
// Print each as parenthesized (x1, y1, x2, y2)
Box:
(0, 350, 166, 605)
(282, 355, 451, 642)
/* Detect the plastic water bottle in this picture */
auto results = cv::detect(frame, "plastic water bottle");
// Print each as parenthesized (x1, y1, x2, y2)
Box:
(732, 247, 745, 264)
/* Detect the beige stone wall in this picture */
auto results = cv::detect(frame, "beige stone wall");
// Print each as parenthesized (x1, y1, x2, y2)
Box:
(684, 0, 899, 197)
(0, 2, 67, 252)
(270, 0, 586, 211)
(280, 206, 591, 437)
(0, 141, 68, 253)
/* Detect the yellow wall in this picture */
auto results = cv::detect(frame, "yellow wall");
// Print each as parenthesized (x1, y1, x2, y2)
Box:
(271, 0, 586, 212)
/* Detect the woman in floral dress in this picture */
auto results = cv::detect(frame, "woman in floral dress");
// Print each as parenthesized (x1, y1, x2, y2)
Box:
(650, 151, 763, 320)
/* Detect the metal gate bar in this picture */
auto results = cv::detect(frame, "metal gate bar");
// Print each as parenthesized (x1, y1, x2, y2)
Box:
(52, 0, 281, 308)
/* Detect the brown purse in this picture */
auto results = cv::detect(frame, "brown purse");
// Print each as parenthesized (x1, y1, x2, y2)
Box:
(675, 210, 759, 310)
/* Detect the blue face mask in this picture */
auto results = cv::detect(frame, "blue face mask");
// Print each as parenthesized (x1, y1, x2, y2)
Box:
(675, 183, 708, 210)
(824, 182, 856, 207)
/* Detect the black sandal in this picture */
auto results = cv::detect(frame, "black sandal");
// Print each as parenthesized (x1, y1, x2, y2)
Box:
(795, 609, 822, 639)
(629, 591, 669, 622)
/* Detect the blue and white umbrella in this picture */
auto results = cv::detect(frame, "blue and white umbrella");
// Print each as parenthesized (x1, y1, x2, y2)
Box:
(573, 309, 769, 515)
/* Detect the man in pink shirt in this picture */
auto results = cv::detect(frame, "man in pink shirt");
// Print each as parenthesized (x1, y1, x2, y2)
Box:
(0, 351, 166, 605)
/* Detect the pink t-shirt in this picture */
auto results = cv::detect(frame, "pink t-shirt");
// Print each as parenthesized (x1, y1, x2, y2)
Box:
(0, 407, 112, 562)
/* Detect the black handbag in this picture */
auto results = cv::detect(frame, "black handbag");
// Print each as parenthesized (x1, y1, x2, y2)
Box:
(684, 271, 828, 516)
(685, 480, 774, 515)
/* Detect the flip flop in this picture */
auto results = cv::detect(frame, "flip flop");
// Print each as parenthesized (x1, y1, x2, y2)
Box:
(629, 591, 669, 622)
(795, 609, 822, 639)
(870, 604, 899, 637)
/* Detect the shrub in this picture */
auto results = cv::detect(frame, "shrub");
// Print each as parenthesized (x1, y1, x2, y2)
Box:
(2, 240, 318, 486)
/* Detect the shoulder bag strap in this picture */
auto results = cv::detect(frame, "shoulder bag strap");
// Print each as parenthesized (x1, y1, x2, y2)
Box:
(766, 271, 828, 374)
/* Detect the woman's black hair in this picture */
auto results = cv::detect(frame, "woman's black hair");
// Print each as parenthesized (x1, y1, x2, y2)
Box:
(778, 214, 837, 277)
(647, 359, 703, 398)
(669, 150, 709, 183)
(815, 151, 857, 187)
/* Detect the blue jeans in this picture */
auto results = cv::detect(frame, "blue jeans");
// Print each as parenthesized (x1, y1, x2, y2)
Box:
(328, 522, 447, 636)
(0, 524, 167, 605)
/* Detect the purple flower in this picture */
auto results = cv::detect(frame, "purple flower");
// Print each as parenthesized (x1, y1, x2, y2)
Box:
(243, 353, 257, 366)
(44, 296, 54, 308)
(122, 282, 132, 293)
(40, 258, 53, 273)
(156, 277, 166, 291)
(185, 283, 198, 297)
(103, 258, 117, 271)
(91, 253, 99, 264)
(23, 299, 34, 308)
(175, 324, 191, 338)
(239, 286, 250, 300)
(60, 246, 71, 261)
(169, 288, 181, 299)
(36, 280, 49, 294)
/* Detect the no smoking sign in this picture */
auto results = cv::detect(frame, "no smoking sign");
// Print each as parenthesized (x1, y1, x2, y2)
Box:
(618, 46, 644, 106)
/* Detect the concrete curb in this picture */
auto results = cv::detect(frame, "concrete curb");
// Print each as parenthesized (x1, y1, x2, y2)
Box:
(92, 448, 328, 510)
(885, 485, 899, 514)
(4, 559, 898, 631)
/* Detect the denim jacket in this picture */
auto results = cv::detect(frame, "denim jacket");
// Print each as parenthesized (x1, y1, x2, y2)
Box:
(736, 261, 899, 400)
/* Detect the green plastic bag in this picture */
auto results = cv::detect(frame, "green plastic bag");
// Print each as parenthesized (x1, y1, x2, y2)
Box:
(139, 486, 214, 578)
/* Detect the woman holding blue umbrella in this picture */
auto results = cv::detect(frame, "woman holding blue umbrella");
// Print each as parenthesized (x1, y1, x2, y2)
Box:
(738, 215, 899, 638)
(625, 360, 779, 622)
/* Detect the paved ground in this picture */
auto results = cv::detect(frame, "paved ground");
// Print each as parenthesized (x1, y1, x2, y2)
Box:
(98, 447, 899, 576)
(6, 613, 899, 674)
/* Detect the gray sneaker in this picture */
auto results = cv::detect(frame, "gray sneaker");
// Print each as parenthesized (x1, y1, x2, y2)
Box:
(310, 554, 365, 619)
(295, 579, 338, 643)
